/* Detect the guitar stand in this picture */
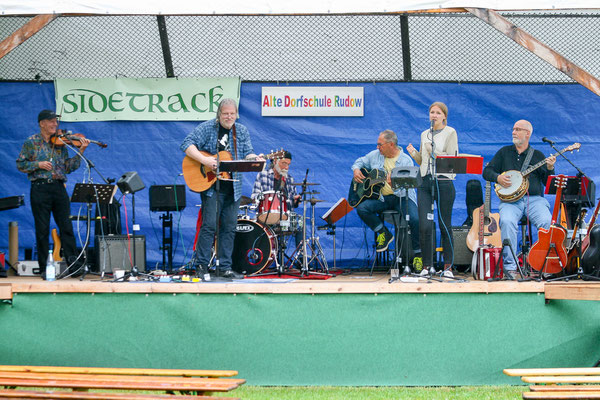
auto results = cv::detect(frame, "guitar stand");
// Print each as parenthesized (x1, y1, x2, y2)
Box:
(489, 239, 529, 282)
(532, 242, 567, 282)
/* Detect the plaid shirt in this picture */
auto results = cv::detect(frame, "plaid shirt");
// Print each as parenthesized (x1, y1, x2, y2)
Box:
(181, 118, 255, 201)
(16, 133, 82, 181)
(251, 167, 298, 210)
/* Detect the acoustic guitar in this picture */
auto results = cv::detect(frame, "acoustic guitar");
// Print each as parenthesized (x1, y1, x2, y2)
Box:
(466, 181, 502, 251)
(565, 208, 587, 274)
(51, 228, 63, 262)
(527, 175, 568, 274)
(182, 150, 285, 193)
(348, 168, 387, 208)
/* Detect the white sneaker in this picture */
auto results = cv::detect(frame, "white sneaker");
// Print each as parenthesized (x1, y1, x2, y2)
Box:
(443, 269, 454, 278)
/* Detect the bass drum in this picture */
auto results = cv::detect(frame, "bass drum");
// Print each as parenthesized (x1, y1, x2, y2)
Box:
(232, 220, 277, 275)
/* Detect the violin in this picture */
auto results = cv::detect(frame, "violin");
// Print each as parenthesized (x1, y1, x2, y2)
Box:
(50, 130, 107, 148)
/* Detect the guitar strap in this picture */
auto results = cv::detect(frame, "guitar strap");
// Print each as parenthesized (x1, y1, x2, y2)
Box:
(232, 124, 238, 159)
(521, 147, 534, 173)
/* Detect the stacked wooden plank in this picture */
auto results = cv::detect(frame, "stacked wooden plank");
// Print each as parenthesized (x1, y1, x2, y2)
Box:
(505, 367, 600, 399)
(0, 365, 244, 400)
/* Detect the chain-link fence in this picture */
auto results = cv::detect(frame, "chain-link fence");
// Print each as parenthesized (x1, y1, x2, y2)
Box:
(0, 11, 599, 83)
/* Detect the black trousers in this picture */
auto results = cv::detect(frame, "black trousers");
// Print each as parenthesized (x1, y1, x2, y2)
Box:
(417, 175, 456, 267)
(30, 181, 77, 271)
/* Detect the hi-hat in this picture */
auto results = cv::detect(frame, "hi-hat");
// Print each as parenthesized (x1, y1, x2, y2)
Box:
(291, 182, 320, 186)
(240, 195, 253, 206)
(309, 198, 325, 204)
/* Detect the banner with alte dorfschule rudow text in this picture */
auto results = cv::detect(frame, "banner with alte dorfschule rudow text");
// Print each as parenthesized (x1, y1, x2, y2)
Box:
(261, 86, 364, 117)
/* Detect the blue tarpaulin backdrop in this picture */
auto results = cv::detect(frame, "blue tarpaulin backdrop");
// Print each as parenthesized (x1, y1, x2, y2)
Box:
(0, 81, 597, 269)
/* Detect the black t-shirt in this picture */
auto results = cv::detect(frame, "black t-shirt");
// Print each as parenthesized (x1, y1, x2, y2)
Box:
(217, 124, 233, 195)
(482, 144, 554, 197)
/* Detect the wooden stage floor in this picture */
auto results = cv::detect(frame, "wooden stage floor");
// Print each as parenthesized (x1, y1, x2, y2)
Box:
(1, 271, 599, 300)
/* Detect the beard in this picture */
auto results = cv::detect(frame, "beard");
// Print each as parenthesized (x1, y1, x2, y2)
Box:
(512, 137, 524, 146)
(274, 163, 288, 178)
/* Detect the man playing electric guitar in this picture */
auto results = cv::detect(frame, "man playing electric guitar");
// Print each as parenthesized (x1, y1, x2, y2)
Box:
(482, 119, 556, 279)
(351, 130, 420, 257)
(180, 98, 264, 280)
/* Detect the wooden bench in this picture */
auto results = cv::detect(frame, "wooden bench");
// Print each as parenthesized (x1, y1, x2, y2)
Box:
(0, 365, 244, 400)
(504, 367, 600, 399)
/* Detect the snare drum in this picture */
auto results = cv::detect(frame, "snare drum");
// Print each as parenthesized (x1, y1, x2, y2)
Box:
(257, 190, 288, 224)
(232, 219, 277, 275)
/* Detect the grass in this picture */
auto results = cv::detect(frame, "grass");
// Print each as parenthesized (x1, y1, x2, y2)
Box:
(213, 385, 526, 399)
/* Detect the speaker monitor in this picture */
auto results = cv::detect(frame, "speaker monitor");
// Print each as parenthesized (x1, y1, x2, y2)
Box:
(451, 227, 474, 266)
(149, 185, 186, 212)
(95, 235, 146, 273)
(117, 171, 145, 194)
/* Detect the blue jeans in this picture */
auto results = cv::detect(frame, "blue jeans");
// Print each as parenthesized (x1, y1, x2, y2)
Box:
(498, 196, 551, 271)
(355, 195, 420, 252)
(196, 191, 241, 271)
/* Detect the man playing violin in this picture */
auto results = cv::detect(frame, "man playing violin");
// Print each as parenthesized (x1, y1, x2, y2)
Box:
(181, 98, 263, 280)
(16, 109, 90, 279)
(483, 119, 556, 279)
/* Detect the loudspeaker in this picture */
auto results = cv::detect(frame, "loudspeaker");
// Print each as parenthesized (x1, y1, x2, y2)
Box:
(149, 185, 186, 212)
(95, 235, 146, 273)
(452, 227, 474, 266)
(117, 171, 145, 194)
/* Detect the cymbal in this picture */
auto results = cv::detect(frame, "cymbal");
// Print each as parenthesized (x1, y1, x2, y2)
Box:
(240, 195, 253, 206)
(309, 199, 325, 204)
(291, 182, 320, 186)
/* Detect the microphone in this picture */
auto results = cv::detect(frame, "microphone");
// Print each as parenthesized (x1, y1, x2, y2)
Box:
(542, 137, 555, 145)
(430, 120, 435, 132)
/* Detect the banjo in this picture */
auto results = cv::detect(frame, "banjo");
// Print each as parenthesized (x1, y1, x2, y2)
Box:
(495, 142, 580, 202)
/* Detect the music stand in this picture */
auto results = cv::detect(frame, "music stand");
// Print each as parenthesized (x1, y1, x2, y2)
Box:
(67, 183, 117, 280)
(320, 197, 354, 270)
(387, 167, 420, 282)
(432, 155, 483, 280)
(212, 158, 264, 278)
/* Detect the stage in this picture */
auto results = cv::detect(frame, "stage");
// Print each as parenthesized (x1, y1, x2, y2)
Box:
(1, 272, 599, 386)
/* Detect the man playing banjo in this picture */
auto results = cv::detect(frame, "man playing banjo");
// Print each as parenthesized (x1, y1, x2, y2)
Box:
(482, 119, 556, 279)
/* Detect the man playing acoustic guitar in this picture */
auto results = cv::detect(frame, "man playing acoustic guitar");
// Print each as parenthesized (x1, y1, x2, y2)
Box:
(482, 119, 556, 279)
(181, 98, 264, 280)
(351, 130, 420, 262)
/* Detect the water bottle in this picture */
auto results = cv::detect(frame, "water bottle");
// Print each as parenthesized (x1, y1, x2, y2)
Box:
(46, 249, 56, 281)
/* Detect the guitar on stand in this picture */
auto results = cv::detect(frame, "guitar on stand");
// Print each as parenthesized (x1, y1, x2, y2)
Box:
(467, 181, 502, 251)
(469, 181, 503, 280)
(528, 175, 568, 277)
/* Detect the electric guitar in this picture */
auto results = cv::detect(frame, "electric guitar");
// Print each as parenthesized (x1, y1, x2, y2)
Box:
(182, 150, 285, 193)
(348, 168, 387, 208)
(528, 175, 568, 274)
(466, 181, 502, 251)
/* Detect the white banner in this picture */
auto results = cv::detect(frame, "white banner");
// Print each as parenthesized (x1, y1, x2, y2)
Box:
(261, 87, 364, 117)
(55, 77, 241, 121)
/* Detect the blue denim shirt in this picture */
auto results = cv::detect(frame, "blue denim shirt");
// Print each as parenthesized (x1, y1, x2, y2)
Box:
(351, 148, 417, 204)
(181, 119, 254, 201)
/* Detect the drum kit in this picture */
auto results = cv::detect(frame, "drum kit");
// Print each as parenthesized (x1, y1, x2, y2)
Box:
(231, 181, 330, 276)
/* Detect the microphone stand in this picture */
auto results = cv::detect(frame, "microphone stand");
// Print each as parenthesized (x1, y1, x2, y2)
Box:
(427, 121, 439, 278)
(546, 140, 586, 177)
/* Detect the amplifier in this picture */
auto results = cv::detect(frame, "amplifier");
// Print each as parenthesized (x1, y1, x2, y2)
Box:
(452, 227, 474, 265)
(149, 185, 186, 212)
(95, 235, 146, 273)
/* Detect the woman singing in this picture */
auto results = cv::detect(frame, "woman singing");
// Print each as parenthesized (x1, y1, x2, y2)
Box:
(406, 102, 458, 276)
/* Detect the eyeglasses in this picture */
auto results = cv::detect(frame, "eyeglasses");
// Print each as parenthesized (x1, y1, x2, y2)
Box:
(513, 127, 530, 133)
(377, 142, 388, 147)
